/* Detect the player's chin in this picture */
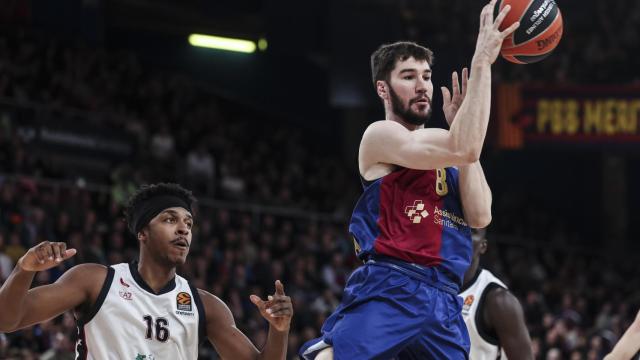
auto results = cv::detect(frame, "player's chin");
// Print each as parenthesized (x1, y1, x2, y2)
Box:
(414, 108, 432, 120)
(168, 253, 189, 266)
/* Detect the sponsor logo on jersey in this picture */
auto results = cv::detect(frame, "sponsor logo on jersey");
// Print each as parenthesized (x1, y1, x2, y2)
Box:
(119, 289, 133, 300)
(404, 200, 429, 224)
(135, 353, 155, 360)
(176, 292, 192, 312)
(462, 294, 474, 315)
(433, 206, 468, 230)
(119, 279, 133, 300)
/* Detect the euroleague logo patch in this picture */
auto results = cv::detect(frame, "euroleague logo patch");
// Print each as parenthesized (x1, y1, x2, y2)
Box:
(176, 292, 192, 312)
(462, 295, 474, 315)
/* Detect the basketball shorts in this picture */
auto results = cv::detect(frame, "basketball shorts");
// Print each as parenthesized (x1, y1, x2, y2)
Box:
(299, 257, 470, 360)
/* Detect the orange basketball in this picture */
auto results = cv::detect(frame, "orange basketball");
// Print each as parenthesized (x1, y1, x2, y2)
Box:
(494, 0, 563, 64)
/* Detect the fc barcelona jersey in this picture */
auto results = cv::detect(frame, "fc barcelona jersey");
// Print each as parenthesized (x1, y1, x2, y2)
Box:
(349, 167, 472, 285)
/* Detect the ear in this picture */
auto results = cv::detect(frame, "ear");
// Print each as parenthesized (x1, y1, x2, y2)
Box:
(376, 80, 389, 101)
(137, 229, 147, 243)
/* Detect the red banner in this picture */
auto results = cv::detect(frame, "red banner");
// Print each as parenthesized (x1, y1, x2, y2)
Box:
(496, 84, 640, 149)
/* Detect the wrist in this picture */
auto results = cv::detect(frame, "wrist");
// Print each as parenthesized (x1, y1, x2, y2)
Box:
(470, 56, 492, 72)
(270, 324, 290, 334)
(16, 257, 34, 273)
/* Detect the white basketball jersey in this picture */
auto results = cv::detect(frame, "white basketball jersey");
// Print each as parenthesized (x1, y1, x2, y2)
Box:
(75, 263, 205, 360)
(459, 269, 508, 360)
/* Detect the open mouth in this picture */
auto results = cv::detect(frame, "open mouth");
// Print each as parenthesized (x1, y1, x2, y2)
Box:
(171, 238, 190, 250)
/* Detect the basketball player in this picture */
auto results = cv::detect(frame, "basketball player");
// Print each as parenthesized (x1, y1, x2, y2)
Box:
(459, 229, 533, 359)
(0, 183, 292, 359)
(604, 308, 640, 360)
(300, 0, 519, 358)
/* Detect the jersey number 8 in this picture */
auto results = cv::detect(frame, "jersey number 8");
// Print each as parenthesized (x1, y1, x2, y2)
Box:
(435, 168, 448, 196)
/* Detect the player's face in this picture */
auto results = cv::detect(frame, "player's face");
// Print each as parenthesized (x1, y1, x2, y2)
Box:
(145, 207, 193, 266)
(388, 57, 433, 125)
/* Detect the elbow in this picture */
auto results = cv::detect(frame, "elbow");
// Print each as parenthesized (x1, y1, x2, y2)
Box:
(454, 147, 480, 165)
(448, 137, 480, 165)
(463, 147, 481, 164)
(467, 213, 492, 229)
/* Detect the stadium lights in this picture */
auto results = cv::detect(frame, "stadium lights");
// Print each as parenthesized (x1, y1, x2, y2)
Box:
(189, 34, 263, 54)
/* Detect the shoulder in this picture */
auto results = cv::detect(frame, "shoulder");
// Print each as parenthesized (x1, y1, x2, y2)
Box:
(485, 286, 523, 319)
(57, 263, 110, 307)
(197, 288, 234, 325)
(59, 263, 109, 286)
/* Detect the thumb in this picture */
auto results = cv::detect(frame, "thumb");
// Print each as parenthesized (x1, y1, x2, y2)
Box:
(63, 249, 77, 259)
(250, 295, 263, 306)
(275, 280, 285, 295)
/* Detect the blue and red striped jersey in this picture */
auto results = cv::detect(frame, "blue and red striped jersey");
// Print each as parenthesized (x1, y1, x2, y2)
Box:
(349, 167, 472, 285)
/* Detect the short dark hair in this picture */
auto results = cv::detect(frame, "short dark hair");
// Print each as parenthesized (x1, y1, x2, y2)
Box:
(370, 41, 434, 88)
(124, 183, 196, 234)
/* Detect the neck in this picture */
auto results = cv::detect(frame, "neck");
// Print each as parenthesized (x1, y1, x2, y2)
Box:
(462, 264, 480, 288)
(137, 254, 176, 293)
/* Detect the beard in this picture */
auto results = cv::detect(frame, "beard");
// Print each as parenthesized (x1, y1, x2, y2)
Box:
(389, 86, 432, 126)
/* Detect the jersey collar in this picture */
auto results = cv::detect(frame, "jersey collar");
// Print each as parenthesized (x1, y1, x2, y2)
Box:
(129, 261, 177, 295)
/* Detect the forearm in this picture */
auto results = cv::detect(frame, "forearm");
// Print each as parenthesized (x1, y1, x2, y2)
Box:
(258, 326, 288, 360)
(459, 161, 492, 228)
(605, 320, 640, 359)
(448, 62, 492, 160)
(0, 264, 36, 331)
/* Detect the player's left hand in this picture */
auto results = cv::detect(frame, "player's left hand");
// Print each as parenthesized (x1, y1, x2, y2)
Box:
(250, 280, 293, 332)
(441, 67, 468, 126)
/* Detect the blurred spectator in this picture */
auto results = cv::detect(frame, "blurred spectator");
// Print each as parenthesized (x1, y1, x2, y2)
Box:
(0, 232, 13, 281)
(186, 142, 216, 196)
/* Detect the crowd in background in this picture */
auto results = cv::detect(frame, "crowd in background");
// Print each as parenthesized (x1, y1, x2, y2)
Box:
(0, 30, 357, 214)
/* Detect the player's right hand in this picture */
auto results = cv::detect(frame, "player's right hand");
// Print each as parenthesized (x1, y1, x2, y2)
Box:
(473, 0, 520, 66)
(17, 241, 77, 272)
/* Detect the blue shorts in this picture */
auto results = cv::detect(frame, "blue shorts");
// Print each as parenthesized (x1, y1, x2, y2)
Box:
(299, 257, 470, 360)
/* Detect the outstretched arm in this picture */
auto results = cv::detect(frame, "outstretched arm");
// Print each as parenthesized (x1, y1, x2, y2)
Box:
(604, 309, 640, 360)
(360, 0, 519, 172)
(0, 241, 103, 332)
(485, 287, 533, 360)
(203, 280, 293, 360)
(442, 68, 492, 228)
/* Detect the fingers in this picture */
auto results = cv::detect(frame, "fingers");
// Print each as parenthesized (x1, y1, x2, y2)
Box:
(265, 296, 293, 318)
(35, 244, 47, 264)
(43, 243, 54, 261)
(501, 21, 520, 38)
(441, 87, 451, 106)
(36, 242, 75, 263)
(481, 0, 498, 28)
(250, 294, 264, 307)
(461, 67, 468, 97)
(451, 71, 460, 96)
(52, 243, 63, 262)
(275, 280, 285, 295)
(493, 4, 511, 30)
(480, 3, 490, 28)
(63, 248, 77, 260)
(267, 304, 293, 317)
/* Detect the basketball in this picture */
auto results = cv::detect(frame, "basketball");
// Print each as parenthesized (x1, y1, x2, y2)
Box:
(494, 0, 563, 64)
